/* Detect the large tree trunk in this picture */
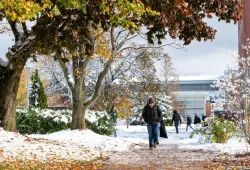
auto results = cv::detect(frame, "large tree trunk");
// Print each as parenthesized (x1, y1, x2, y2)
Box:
(0, 61, 26, 131)
(70, 50, 87, 129)
(71, 74, 86, 129)
(0, 20, 35, 131)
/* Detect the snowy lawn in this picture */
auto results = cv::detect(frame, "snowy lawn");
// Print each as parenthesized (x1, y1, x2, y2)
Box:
(0, 124, 247, 163)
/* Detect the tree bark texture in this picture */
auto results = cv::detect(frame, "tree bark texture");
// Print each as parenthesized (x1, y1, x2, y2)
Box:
(0, 59, 27, 131)
(71, 75, 86, 129)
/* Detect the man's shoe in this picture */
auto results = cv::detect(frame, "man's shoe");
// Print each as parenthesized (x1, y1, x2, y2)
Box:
(154, 142, 159, 148)
(149, 147, 153, 150)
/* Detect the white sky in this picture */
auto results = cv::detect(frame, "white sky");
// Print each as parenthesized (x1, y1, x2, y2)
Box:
(0, 32, 14, 64)
(159, 18, 238, 76)
(0, 18, 238, 76)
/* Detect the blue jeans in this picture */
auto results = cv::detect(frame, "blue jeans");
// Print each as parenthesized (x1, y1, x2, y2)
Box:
(174, 120, 179, 133)
(147, 122, 160, 148)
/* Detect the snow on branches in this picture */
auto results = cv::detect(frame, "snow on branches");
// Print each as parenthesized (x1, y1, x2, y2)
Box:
(212, 40, 250, 144)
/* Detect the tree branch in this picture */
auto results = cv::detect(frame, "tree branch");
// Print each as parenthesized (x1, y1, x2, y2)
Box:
(85, 60, 113, 108)
(117, 43, 184, 54)
(22, 22, 28, 36)
(84, 27, 116, 108)
(56, 49, 74, 92)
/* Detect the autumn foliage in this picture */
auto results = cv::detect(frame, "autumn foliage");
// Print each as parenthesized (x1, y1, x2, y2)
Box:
(116, 99, 134, 119)
(16, 70, 26, 107)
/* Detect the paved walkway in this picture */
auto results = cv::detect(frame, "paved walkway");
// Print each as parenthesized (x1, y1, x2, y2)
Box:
(97, 144, 221, 170)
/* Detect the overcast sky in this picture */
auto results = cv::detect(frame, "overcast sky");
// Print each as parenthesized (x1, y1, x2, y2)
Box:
(0, 18, 238, 76)
(0, 32, 14, 66)
(158, 18, 238, 76)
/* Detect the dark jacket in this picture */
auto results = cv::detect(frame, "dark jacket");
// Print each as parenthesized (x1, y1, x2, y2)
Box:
(194, 115, 201, 124)
(187, 116, 192, 125)
(172, 112, 181, 124)
(202, 115, 206, 121)
(142, 104, 162, 123)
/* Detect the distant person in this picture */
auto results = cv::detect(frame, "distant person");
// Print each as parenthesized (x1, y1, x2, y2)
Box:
(172, 110, 182, 134)
(186, 115, 193, 131)
(194, 113, 201, 125)
(110, 106, 117, 137)
(142, 97, 162, 150)
(194, 113, 201, 131)
(202, 114, 208, 127)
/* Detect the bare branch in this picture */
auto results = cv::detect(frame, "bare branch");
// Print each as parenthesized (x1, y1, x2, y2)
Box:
(85, 27, 116, 108)
(85, 60, 113, 108)
(56, 49, 74, 92)
(117, 43, 184, 54)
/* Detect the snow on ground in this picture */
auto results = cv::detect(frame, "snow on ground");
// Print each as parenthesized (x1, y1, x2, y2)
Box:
(0, 128, 100, 162)
(0, 127, 142, 163)
(0, 124, 247, 163)
(116, 124, 247, 154)
(29, 129, 140, 152)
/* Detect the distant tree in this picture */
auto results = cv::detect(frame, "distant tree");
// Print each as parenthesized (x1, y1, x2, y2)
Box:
(213, 40, 250, 145)
(160, 54, 179, 94)
(29, 69, 48, 109)
(95, 27, 168, 112)
(39, 57, 72, 106)
(116, 99, 134, 128)
(102, 48, 163, 117)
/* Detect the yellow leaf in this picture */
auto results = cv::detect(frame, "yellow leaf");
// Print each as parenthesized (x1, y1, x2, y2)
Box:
(105, 6, 110, 12)
(11, 12, 17, 20)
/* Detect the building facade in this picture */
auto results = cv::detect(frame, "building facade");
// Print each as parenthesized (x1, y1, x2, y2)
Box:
(173, 75, 219, 119)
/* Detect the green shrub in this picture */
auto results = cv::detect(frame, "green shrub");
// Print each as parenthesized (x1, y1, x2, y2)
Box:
(85, 110, 115, 136)
(29, 69, 48, 109)
(16, 109, 71, 134)
(162, 114, 173, 126)
(190, 116, 237, 143)
(16, 109, 114, 136)
(162, 118, 172, 126)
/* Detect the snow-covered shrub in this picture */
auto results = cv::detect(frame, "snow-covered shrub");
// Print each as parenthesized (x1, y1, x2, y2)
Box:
(85, 110, 115, 136)
(158, 95, 173, 124)
(16, 109, 114, 135)
(16, 109, 71, 134)
(162, 116, 172, 126)
(190, 116, 237, 143)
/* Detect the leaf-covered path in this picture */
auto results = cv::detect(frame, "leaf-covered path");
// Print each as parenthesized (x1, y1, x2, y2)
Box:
(97, 144, 250, 170)
(1, 143, 250, 169)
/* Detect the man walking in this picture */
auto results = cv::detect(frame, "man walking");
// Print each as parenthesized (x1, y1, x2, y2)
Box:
(142, 97, 162, 150)
(194, 113, 201, 132)
(194, 113, 201, 125)
(172, 110, 181, 134)
(186, 115, 193, 131)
